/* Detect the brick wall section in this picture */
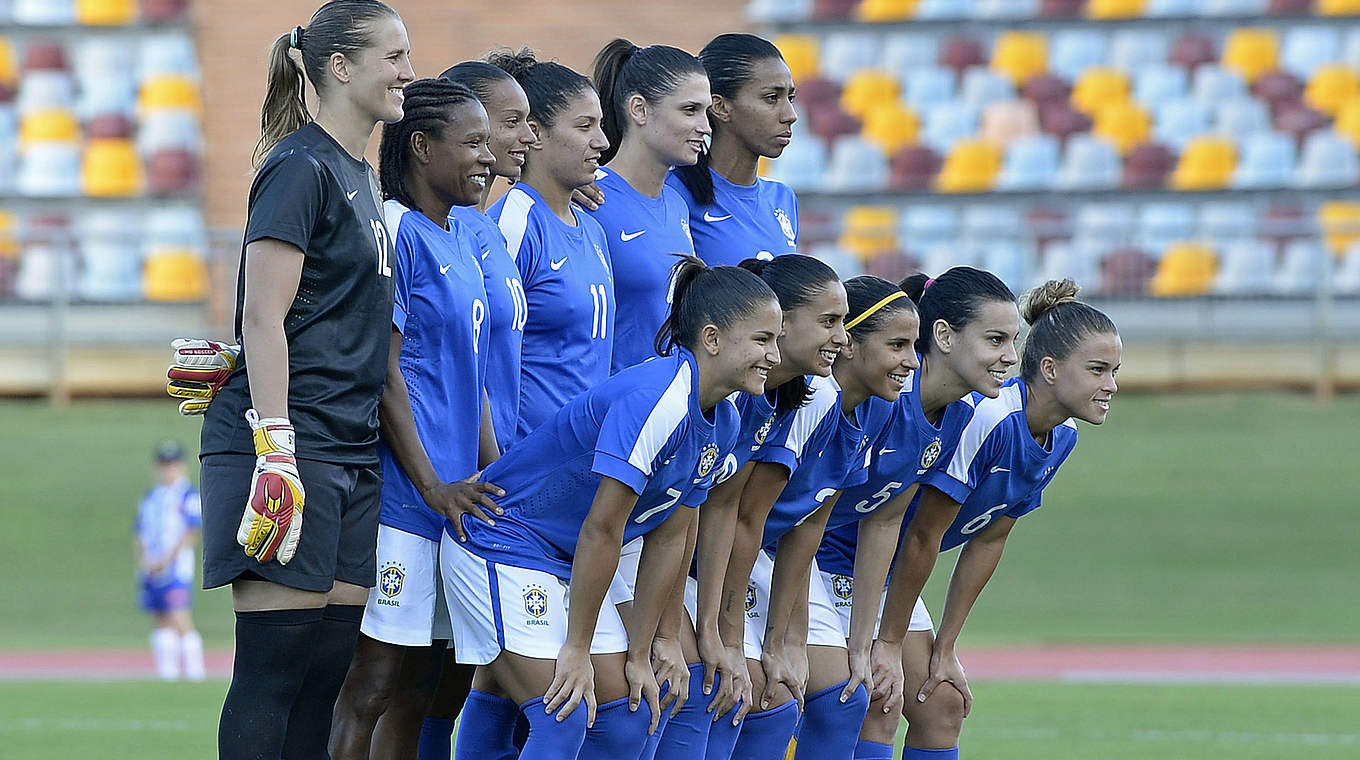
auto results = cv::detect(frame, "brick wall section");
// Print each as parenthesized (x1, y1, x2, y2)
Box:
(193, 0, 746, 228)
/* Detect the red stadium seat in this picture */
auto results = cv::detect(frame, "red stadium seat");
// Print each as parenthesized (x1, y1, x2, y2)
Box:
(1122, 141, 1175, 189)
(141, 0, 191, 22)
(889, 144, 942, 190)
(1169, 32, 1217, 72)
(1273, 102, 1329, 143)
(1020, 74, 1072, 108)
(1040, 0, 1086, 17)
(146, 148, 199, 194)
(1038, 101, 1092, 142)
(806, 100, 861, 142)
(21, 42, 69, 72)
(1252, 71, 1305, 115)
(940, 35, 986, 74)
(812, 0, 859, 21)
(1098, 247, 1157, 297)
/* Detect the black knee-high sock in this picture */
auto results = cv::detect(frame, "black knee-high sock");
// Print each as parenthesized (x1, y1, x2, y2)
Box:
(280, 604, 366, 760)
(219, 608, 326, 760)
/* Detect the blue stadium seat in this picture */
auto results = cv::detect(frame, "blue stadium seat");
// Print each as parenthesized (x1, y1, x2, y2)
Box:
(78, 210, 143, 301)
(1213, 240, 1277, 295)
(962, 203, 1025, 245)
(996, 133, 1061, 190)
(1214, 98, 1270, 136)
(1055, 135, 1122, 190)
(1281, 26, 1342, 80)
(1294, 131, 1360, 188)
(1198, 201, 1258, 243)
(1153, 98, 1213, 151)
(1075, 202, 1137, 246)
(1146, 0, 1199, 16)
(920, 101, 979, 153)
(1232, 131, 1296, 188)
(1335, 242, 1360, 295)
(923, 241, 980, 275)
(1033, 240, 1101, 291)
(972, 0, 1038, 19)
(1049, 29, 1109, 82)
(137, 34, 200, 83)
(1202, 0, 1267, 16)
(1110, 29, 1170, 74)
(1274, 239, 1325, 294)
(915, 0, 971, 20)
(903, 66, 958, 112)
(981, 240, 1038, 292)
(13, 0, 75, 24)
(1134, 64, 1189, 105)
(959, 66, 1014, 109)
(820, 31, 879, 84)
(79, 74, 137, 119)
(1137, 202, 1197, 254)
(809, 244, 866, 280)
(763, 133, 827, 191)
(900, 205, 959, 252)
(746, 0, 812, 22)
(882, 33, 941, 82)
(1192, 65, 1249, 104)
(824, 135, 889, 192)
(1344, 28, 1360, 73)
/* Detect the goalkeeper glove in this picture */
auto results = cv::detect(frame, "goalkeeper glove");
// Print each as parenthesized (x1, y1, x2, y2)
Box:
(167, 338, 239, 416)
(237, 409, 305, 565)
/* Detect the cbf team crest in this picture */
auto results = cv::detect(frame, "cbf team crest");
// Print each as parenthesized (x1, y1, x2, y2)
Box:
(745, 584, 757, 612)
(774, 207, 795, 246)
(378, 564, 405, 599)
(920, 439, 942, 470)
(523, 585, 549, 619)
(831, 574, 853, 601)
(753, 413, 776, 446)
(697, 443, 720, 478)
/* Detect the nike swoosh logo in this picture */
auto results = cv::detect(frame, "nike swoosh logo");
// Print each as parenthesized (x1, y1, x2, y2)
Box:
(550, 257, 568, 270)
(879, 448, 896, 456)
(990, 466, 1010, 474)
(347, 190, 359, 201)
(439, 264, 452, 275)
(620, 229, 646, 242)
(481, 250, 490, 260)
(703, 211, 732, 222)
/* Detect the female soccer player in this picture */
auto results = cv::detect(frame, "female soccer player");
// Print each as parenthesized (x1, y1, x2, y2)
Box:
(325, 78, 500, 760)
(587, 39, 710, 371)
(487, 50, 615, 443)
(195, 2, 412, 758)
(851, 280, 1120, 760)
(668, 33, 800, 267)
(442, 258, 782, 759)
(134, 441, 205, 681)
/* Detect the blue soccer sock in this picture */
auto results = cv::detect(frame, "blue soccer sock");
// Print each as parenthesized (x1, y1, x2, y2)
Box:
(451, 690, 527, 760)
(793, 681, 869, 760)
(729, 701, 799, 760)
(417, 717, 455, 760)
(853, 739, 894, 759)
(638, 680, 676, 760)
(902, 748, 958, 760)
(576, 695, 653, 758)
(704, 701, 744, 760)
(654, 664, 713, 760)
(518, 697, 588, 759)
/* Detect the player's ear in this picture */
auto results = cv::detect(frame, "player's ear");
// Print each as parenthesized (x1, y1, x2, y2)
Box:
(526, 118, 545, 150)
(1040, 355, 1059, 385)
(627, 93, 647, 127)
(709, 93, 733, 124)
(700, 323, 721, 357)
(840, 333, 856, 360)
(409, 130, 430, 164)
(328, 51, 350, 85)
(931, 318, 952, 355)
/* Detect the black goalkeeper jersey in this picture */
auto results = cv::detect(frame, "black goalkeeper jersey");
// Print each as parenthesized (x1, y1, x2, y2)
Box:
(201, 122, 395, 466)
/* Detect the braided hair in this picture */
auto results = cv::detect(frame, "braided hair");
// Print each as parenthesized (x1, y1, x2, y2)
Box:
(378, 78, 479, 210)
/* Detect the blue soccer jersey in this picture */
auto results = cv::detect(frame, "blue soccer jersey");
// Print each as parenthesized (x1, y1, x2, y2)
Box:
(666, 169, 799, 267)
(915, 378, 1079, 553)
(458, 347, 739, 579)
(585, 167, 696, 373)
(449, 204, 525, 453)
(376, 200, 490, 541)
(490, 184, 615, 442)
(134, 478, 201, 584)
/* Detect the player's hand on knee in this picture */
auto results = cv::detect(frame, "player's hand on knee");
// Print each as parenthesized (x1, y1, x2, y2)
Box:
(167, 338, 239, 416)
(546, 643, 596, 727)
(421, 472, 506, 542)
(722, 646, 753, 723)
(760, 642, 804, 712)
(843, 644, 872, 704)
(626, 650, 663, 734)
(919, 645, 972, 717)
(650, 635, 688, 718)
(870, 638, 906, 714)
(237, 410, 305, 565)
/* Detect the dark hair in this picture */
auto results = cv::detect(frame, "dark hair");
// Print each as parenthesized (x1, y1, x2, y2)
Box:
(655, 255, 777, 356)
(843, 276, 917, 339)
(378, 79, 480, 210)
(1020, 279, 1118, 383)
(675, 33, 784, 205)
(901, 266, 1016, 355)
(256, 0, 399, 166)
(486, 47, 593, 130)
(439, 60, 517, 103)
(592, 38, 706, 165)
(740, 254, 840, 414)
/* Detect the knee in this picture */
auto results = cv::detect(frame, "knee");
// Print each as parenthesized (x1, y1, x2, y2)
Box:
(336, 675, 398, 722)
(902, 684, 966, 741)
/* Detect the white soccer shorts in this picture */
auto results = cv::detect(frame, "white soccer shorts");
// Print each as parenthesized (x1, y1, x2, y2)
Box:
(818, 569, 934, 638)
(738, 551, 846, 659)
(361, 525, 452, 647)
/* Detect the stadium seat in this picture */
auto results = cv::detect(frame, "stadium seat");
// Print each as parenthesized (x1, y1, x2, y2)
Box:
(146, 148, 200, 195)
(1040, 0, 1086, 16)
(838, 205, 898, 260)
(1344, 28, 1360, 72)
(824, 135, 889, 191)
(1041, 99, 1094, 140)
(1280, 26, 1342, 80)
(1134, 64, 1189, 105)
(979, 99, 1038, 148)
(1273, 239, 1325, 294)
(1214, 98, 1271, 135)
(810, 243, 867, 280)
(1086, 0, 1148, 18)
(962, 203, 1024, 244)
(1212, 240, 1277, 294)
(922, 241, 981, 274)
(1170, 136, 1237, 190)
(764, 132, 827, 191)
(1122, 141, 1177, 188)
(840, 70, 898, 120)
(940, 35, 986, 74)
(1033, 240, 1101, 291)
(1169, 32, 1218, 72)
(881, 33, 940, 80)
(820, 32, 878, 84)
(997, 133, 1060, 190)
(13, 0, 75, 24)
(87, 113, 135, 139)
(1070, 68, 1130, 116)
(81, 138, 143, 196)
(0, 38, 17, 101)
(1273, 102, 1329, 143)
(915, 0, 970, 19)
(981, 240, 1038, 292)
(138, 74, 202, 116)
(861, 101, 919, 154)
(862, 249, 916, 281)
(900, 205, 959, 252)
(1198, 201, 1258, 244)
(991, 31, 1048, 85)
(1075, 201, 1136, 240)
(1049, 29, 1109, 82)
(77, 210, 142, 301)
(773, 35, 820, 83)
(1318, 200, 1360, 255)
(1303, 65, 1360, 117)
(1294, 131, 1360, 188)
(806, 100, 860, 142)
(1153, 98, 1212, 151)
(1149, 242, 1216, 297)
(80, 74, 137, 120)
(1098, 247, 1157, 296)
(889, 144, 942, 190)
(18, 108, 79, 146)
(1191, 65, 1248, 104)
(1055, 134, 1122, 189)
(1093, 100, 1151, 154)
(1335, 244, 1360, 295)
(21, 41, 69, 72)
(76, 0, 136, 24)
(974, 0, 1040, 17)
(921, 101, 979, 152)
(17, 70, 74, 115)
(1203, 0, 1268, 15)
(1110, 29, 1170, 74)
(812, 0, 859, 22)
(1145, 0, 1198, 15)
(17, 142, 80, 196)
(142, 249, 208, 301)
(748, 0, 813, 22)
(137, 34, 200, 82)
(1252, 71, 1305, 112)
(1333, 101, 1360, 148)
(936, 138, 1001, 192)
(15, 241, 76, 301)
(903, 66, 958, 112)
(960, 67, 1014, 108)
(1221, 29, 1279, 85)
(856, 0, 918, 22)
(1020, 73, 1072, 108)
(1318, 0, 1360, 15)
(141, 0, 191, 22)
(1231, 130, 1297, 188)
(1137, 202, 1196, 254)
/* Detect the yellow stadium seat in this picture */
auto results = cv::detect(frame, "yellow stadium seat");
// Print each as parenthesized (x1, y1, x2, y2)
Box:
(773, 35, 820, 84)
(991, 32, 1048, 86)
(1093, 100, 1151, 155)
(840, 70, 900, 120)
(936, 139, 1002, 193)
(82, 138, 144, 197)
(1318, 201, 1360, 256)
(1318, 0, 1360, 15)
(1086, 0, 1147, 19)
(1150, 242, 1217, 297)
(1070, 68, 1130, 117)
(1335, 101, 1360, 148)
(143, 249, 209, 302)
(0, 210, 18, 260)
(76, 0, 137, 24)
(861, 101, 919, 154)
(1304, 65, 1360, 117)
(838, 206, 898, 261)
(0, 38, 17, 89)
(1221, 29, 1279, 85)
(856, 0, 918, 22)
(1170, 137, 1237, 190)
(138, 74, 203, 117)
(18, 109, 80, 146)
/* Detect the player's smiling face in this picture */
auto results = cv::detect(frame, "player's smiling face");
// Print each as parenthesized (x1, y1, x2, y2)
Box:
(483, 77, 535, 181)
(778, 279, 848, 378)
(714, 298, 783, 395)
(532, 88, 609, 191)
(426, 100, 494, 208)
(1050, 331, 1122, 424)
(341, 15, 415, 124)
(637, 73, 712, 168)
(718, 56, 797, 160)
(844, 309, 920, 402)
(938, 299, 1020, 398)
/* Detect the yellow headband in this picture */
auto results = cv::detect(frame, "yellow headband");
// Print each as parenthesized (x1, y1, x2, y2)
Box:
(844, 290, 908, 332)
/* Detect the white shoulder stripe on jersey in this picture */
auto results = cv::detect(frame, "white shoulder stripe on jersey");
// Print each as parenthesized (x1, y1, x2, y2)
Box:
(626, 362, 693, 476)
(944, 383, 1025, 484)
(382, 198, 411, 240)
(497, 188, 535, 262)
(782, 374, 840, 459)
